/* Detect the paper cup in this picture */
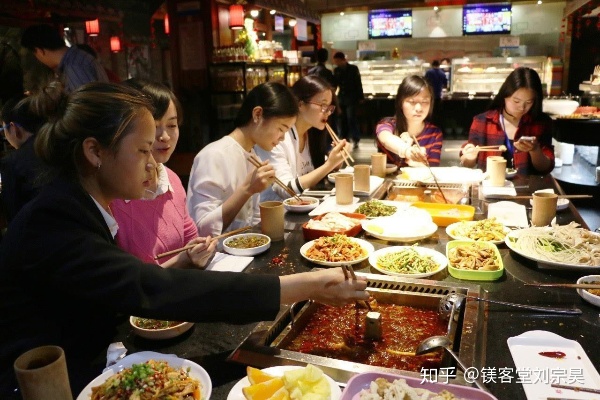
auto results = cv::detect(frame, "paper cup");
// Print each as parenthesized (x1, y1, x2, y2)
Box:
(531, 192, 558, 227)
(354, 165, 370, 192)
(487, 156, 507, 187)
(259, 201, 285, 241)
(335, 173, 354, 205)
(371, 153, 386, 178)
(14, 346, 73, 400)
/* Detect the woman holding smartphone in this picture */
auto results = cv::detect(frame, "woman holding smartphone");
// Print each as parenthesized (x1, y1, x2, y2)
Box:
(460, 67, 554, 174)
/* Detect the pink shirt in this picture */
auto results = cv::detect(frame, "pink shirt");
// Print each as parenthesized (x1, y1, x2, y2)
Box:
(111, 167, 198, 264)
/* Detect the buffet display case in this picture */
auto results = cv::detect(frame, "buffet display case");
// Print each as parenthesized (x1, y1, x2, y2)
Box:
(351, 59, 426, 96)
(450, 56, 550, 95)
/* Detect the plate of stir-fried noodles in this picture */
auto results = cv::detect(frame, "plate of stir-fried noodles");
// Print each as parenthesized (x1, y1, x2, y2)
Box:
(300, 234, 374, 266)
(77, 351, 211, 400)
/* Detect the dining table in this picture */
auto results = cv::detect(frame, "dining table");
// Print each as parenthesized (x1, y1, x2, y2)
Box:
(111, 172, 600, 400)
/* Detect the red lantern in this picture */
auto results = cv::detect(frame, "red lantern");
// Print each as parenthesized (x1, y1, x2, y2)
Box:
(110, 36, 121, 52)
(229, 4, 244, 30)
(85, 19, 100, 36)
(164, 13, 170, 35)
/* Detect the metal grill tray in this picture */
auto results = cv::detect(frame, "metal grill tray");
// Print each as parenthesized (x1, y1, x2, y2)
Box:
(228, 273, 486, 385)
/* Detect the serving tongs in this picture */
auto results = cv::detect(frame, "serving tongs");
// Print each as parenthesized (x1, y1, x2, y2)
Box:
(408, 133, 448, 204)
(440, 293, 582, 315)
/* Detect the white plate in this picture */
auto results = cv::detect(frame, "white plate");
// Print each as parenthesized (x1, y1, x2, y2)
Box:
(300, 237, 374, 266)
(77, 351, 211, 400)
(368, 246, 447, 278)
(577, 275, 600, 308)
(283, 196, 320, 213)
(308, 196, 360, 217)
(528, 197, 570, 211)
(507, 331, 600, 400)
(363, 217, 437, 242)
(446, 220, 510, 244)
(223, 234, 271, 256)
(227, 365, 342, 400)
(505, 228, 600, 270)
(129, 317, 194, 340)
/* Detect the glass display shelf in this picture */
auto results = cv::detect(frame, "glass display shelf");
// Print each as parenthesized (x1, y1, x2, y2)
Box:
(351, 59, 426, 96)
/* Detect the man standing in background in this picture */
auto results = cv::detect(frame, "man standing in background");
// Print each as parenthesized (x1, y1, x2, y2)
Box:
(21, 24, 108, 93)
(333, 51, 364, 150)
(309, 48, 336, 88)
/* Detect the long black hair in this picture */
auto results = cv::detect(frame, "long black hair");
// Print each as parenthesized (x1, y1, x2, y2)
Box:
(234, 82, 298, 127)
(291, 75, 336, 169)
(393, 75, 434, 135)
(489, 67, 544, 119)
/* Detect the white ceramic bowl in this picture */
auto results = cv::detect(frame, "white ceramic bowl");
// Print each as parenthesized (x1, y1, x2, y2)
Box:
(129, 317, 194, 340)
(542, 99, 579, 116)
(222, 233, 271, 256)
(577, 275, 600, 308)
(505, 168, 517, 179)
(283, 196, 319, 213)
(386, 163, 398, 174)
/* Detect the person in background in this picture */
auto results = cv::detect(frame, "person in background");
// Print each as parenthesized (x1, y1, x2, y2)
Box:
(375, 75, 443, 167)
(460, 67, 554, 174)
(0, 82, 369, 397)
(187, 82, 298, 237)
(256, 75, 347, 201)
(424, 60, 447, 101)
(0, 42, 24, 106)
(0, 96, 46, 222)
(76, 44, 121, 83)
(308, 48, 336, 89)
(20, 24, 108, 92)
(111, 79, 216, 268)
(332, 51, 364, 150)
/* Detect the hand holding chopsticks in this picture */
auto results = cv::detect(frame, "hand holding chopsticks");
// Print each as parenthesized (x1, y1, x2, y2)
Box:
(154, 226, 252, 260)
(325, 123, 353, 168)
(341, 264, 372, 311)
(246, 155, 303, 203)
(407, 133, 449, 204)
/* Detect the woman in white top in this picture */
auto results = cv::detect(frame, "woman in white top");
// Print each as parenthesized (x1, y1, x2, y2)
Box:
(256, 75, 347, 201)
(187, 82, 298, 237)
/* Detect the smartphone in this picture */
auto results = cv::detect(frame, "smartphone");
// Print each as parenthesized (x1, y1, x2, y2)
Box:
(519, 136, 536, 142)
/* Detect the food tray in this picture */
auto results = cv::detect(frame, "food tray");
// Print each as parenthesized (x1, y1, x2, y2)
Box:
(340, 372, 498, 400)
(302, 212, 366, 241)
(446, 240, 504, 281)
(387, 182, 467, 204)
(411, 202, 475, 227)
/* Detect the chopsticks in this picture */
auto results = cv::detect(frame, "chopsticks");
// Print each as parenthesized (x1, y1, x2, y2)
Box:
(341, 264, 372, 311)
(444, 145, 507, 152)
(247, 155, 303, 203)
(325, 123, 354, 167)
(490, 195, 593, 200)
(408, 133, 448, 204)
(525, 283, 600, 289)
(154, 225, 252, 260)
(551, 384, 600, 395)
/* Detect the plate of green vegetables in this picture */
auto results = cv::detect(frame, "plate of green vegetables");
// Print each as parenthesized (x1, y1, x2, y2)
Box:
(368, 245, 448, 278)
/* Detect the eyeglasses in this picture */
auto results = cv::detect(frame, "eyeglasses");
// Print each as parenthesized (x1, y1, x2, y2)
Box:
(306, 102, 336, 115)
(404, 99, 431, 107)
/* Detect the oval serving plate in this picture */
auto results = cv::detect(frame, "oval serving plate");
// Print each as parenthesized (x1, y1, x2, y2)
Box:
(446, 220, 510, 244)
(368, 246, 447, 278)
(300, 237, 374, 267)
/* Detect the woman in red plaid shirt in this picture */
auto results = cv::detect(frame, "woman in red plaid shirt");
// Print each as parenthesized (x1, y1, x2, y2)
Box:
(460, 67, 554, 174)
(375, 75, 443, 167)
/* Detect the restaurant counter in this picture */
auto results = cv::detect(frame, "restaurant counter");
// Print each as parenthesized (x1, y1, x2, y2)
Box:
(113, 173, 600, 400)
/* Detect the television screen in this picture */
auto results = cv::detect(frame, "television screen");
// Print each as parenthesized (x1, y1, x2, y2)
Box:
(463, 4, 511, 35)
(368, 9, 412, 39)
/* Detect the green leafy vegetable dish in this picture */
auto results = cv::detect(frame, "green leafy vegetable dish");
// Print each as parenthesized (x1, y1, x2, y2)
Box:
(355, 200, 397, 218)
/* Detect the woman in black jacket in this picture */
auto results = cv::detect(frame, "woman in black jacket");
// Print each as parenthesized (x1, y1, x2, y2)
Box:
(0, 82, 368, 397)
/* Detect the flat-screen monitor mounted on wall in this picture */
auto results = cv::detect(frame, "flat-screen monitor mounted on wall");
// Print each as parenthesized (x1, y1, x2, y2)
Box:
(368, 9, 413, 39)
(463, 4, 511, 35)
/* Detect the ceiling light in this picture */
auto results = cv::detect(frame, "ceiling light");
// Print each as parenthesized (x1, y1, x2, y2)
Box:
(270, 9, 276, 15)
(250, 9, 259, 18)
(289, 19, 297, 27)
(433, 6, 439, 11)
(537, 0, 542, 4)
(340, 12, 345, 16)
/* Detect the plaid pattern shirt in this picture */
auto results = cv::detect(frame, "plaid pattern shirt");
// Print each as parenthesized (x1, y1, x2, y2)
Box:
(375, 117, 443, 167)
(466, 109, 555, 174)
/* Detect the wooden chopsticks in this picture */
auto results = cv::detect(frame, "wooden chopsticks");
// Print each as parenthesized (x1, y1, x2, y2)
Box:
(325, 123, 354, 167)
(154, 225, 252, 260)
(444, 145, 507, 152)
(408, 133, 448, 204)
(341, 264, 372, 311)
(247, 155, 303, 203)
(551, 384, 600, 395)
(525, 283, 600, 289)
(490, 194, 593, 200)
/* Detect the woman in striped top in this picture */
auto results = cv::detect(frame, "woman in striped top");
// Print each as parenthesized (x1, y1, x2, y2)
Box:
(375, 75, 443, 167)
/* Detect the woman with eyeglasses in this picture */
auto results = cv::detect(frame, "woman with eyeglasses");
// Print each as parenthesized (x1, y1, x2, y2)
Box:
(256, 75, 347, 201)
(375, 75, 443, 167)
(460, 67, 554, 173)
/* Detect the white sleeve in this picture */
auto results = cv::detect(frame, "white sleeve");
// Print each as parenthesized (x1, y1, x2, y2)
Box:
(186, 151, 225, 237)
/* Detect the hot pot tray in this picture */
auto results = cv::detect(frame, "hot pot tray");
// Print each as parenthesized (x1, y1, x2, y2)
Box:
(228, 273, 486, 385)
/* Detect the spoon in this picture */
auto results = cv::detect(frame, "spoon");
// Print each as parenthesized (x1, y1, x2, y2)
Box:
(416, 335, 490, 392)
(441, 293, 582, 316)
